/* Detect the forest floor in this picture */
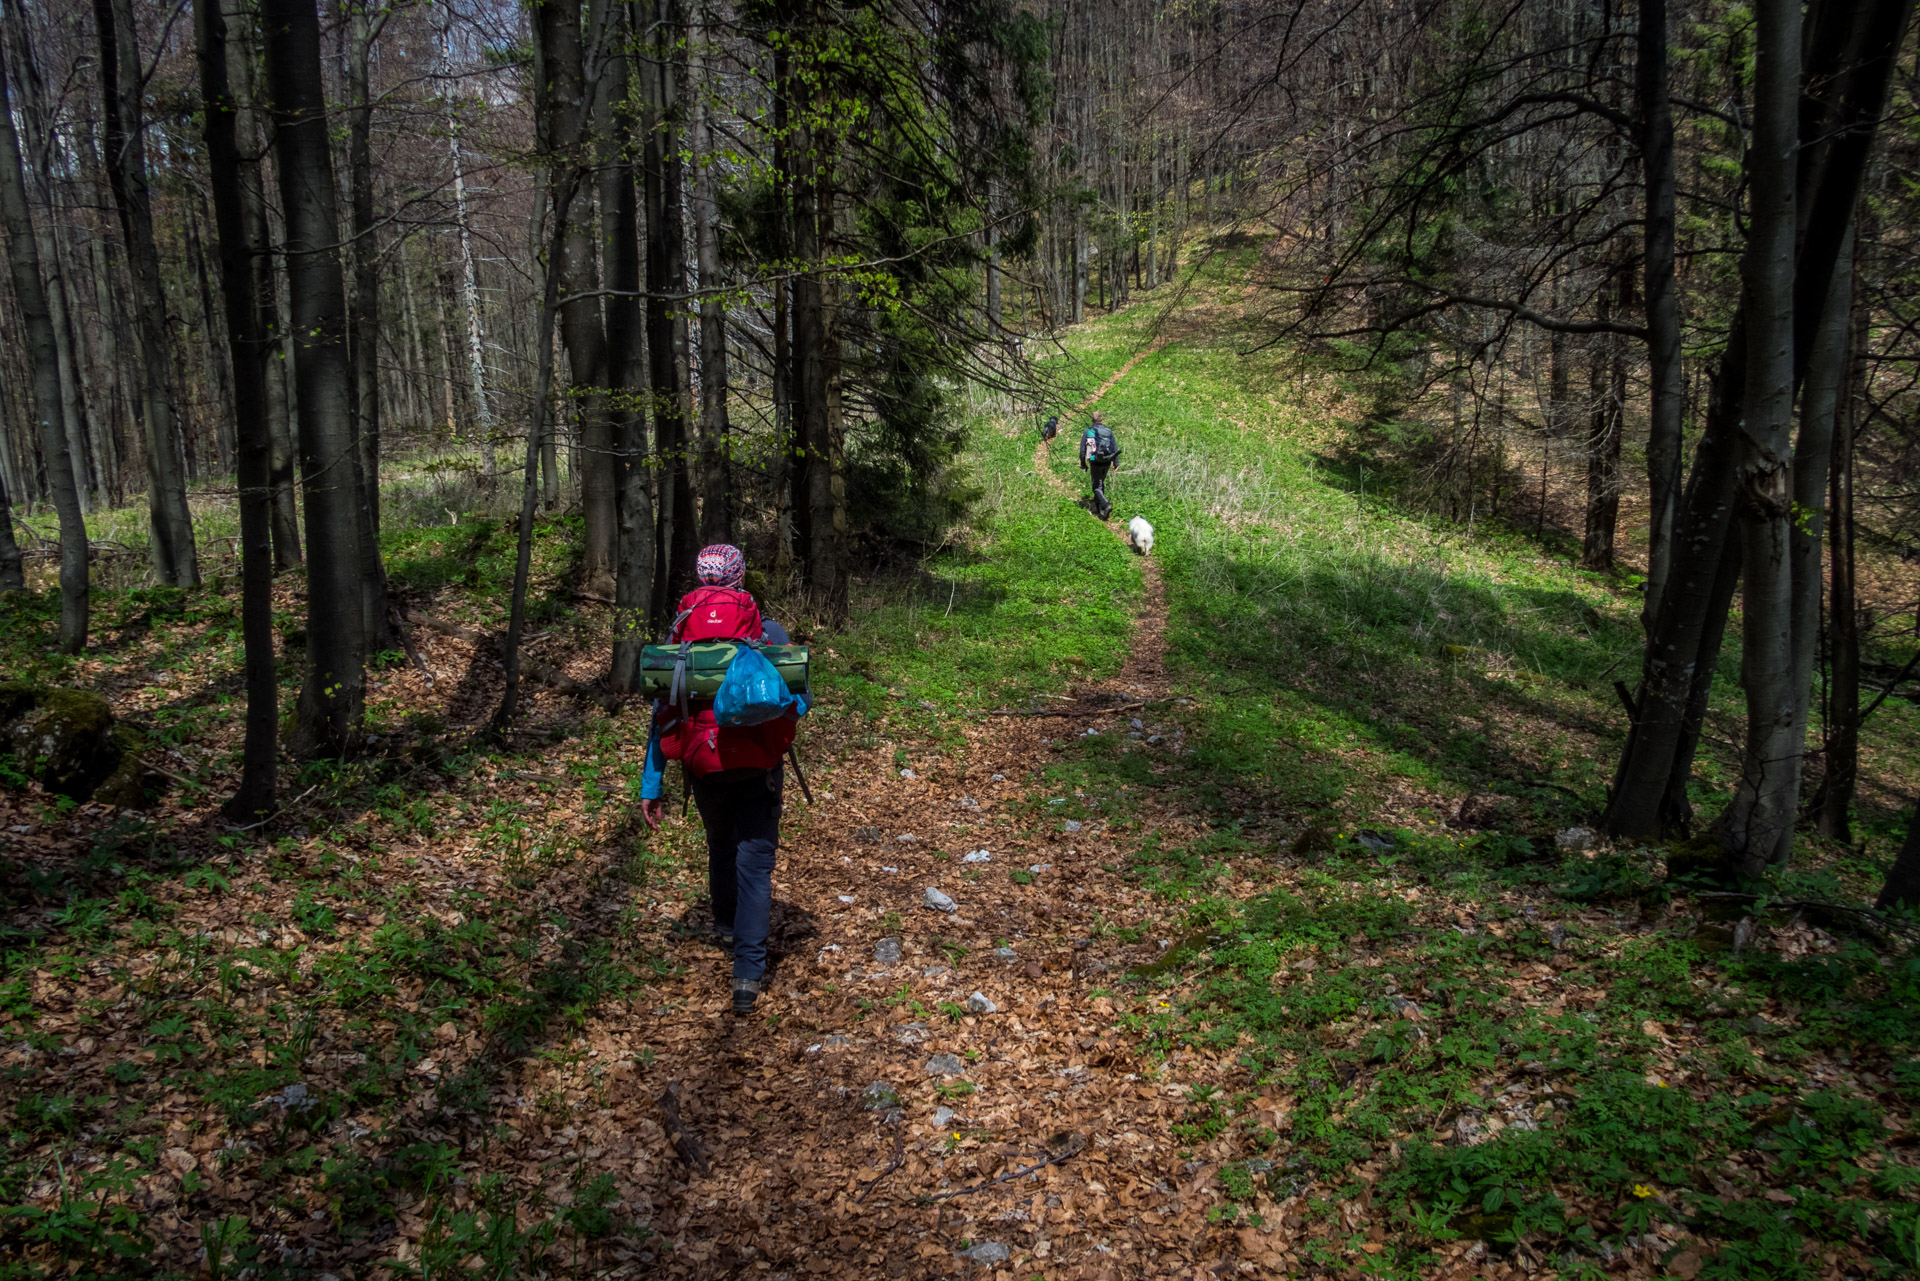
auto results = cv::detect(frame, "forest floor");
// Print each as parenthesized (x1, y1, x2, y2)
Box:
(5, 236, 1920, 1280)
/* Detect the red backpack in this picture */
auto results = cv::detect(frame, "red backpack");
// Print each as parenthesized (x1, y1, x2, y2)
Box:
(658, 587, 796, 773)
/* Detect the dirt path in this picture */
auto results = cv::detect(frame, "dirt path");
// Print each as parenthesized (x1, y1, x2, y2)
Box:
(571, 341, 1215, 1280)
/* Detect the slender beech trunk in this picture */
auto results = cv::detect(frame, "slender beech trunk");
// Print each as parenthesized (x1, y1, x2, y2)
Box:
(790, 110, 820, 580)
(496, 173, 580, 734)
(642, 0, 693, 622)
(0, 472, 20, 590)
(691, 6, 732, 547)
(185, 206, 235, 473)
(346, 7, 391, 650)
(196, 0, 276, 818)
(262, 0, 365, 757)
(95, 0, 199, 587)
(1770, 226, 1854, 863)
(1638, 0, 1684, 632)
(1815, 303, 1865, 840)
(1604, 0, 1911, 842)
(1720, 0, 1800, 876)
(230, 10, 300, 567)
(1581, 270, 1624, 570)
(1878, 813, 1920, 910)
(770, 37, 795, 578)
(0, 28, 83, 648)
(540, 0, 616, 594)
(606, 0, 652, 692)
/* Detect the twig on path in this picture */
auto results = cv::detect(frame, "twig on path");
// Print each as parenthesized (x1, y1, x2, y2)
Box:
(923, 1135, 1085, 1202)
(988, 698, 1171, 718)
(857, 1128, 908, 1204)
(660, 1080, 709, 1174)
(140, 757, 207, 788)
(220, 784, 321, 833)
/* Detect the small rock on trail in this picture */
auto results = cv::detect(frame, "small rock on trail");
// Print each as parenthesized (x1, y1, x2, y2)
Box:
(925, 1053, 966, 1075)
(874, 938, 902, 965)
(967, 991, 997, 1014)
(960, 1242, 1010, 1266)
(924, 887, 957, 912)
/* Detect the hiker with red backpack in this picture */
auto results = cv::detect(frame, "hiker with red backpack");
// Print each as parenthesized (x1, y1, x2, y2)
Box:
(1079, 410, 1121, 519)
(639, 544, 806, 1016)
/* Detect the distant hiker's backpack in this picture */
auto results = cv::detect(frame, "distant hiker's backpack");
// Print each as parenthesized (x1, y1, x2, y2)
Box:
(1088, 423, 1120, 461)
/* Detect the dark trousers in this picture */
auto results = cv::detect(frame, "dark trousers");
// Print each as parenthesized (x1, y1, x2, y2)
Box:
(1088, 460, 1112, 518)
(689, 766, 783, 985)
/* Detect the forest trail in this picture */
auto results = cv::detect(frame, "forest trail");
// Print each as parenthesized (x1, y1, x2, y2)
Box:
(602, 337, 1215, 1279)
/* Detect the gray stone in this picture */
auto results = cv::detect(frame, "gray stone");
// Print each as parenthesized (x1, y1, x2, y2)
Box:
(275, 1082, 315, 1113)
(991, 774, 1006, 782)
(823, 1035, 854, 1048)
(855, 827, 882, 843)
(960, 1242, 1010, 1266)
(1063, 820, 1083, 833)
(894, 1022, 931, 1045)
(967, 991, 997, 1015)
(924, 887, 957, 913)
(1388, 995, 1421, 1019)
(900, 768, 918, 779)
(932, 1105, 956, 1128)
(958, 796, 980, 810)
(924, 965, 950, 978)
(897, 833, 919, 843)
(875, 938, 902, 965)
(925, 1053, 966, 1076)
(993, 946, 1017, 963)
(962, 849, 992, 863)
(861, 1081, 901, 1111)
(1555, 826, 1596, 853)
(1549, 923, 1568, 950)
(1355, 830, 1395, 852)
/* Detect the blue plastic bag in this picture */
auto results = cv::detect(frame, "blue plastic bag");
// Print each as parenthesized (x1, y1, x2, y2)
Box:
(714, 646, 801, 727)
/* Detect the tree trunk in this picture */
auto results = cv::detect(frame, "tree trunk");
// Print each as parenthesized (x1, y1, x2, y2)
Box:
(605, 3, 651, 694)
(1771, 224, 1854, 860)
(1638, 0, 1684, 634)
(1719, 0, 1800, 878)
(1604, 0, 1911, 842)
(1877, 807, 1920, 909)
(1581, 272, 1623, 571)
(95, 0, 199, 587)
(540, 0, 616, 595)
(0, 38, 84, 649)
(770, 38, 795, 579)
(642, 0, 694, 621)
(1814, 303, 1865, 841)
(346, 2, 391, 653)
(0, 472, 21, 591)
(441, 12, 496, 475)
(262, 0, 365, 758)
(185, 205, 235, 474)
(691, 6, 732, 547)
(229, 5, 302, 567)
(495, 175, 580, 734)
(196, 0, 276, 819)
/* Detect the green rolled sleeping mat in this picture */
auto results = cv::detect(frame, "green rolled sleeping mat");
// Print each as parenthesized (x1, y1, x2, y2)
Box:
(636, 642, 810, 700)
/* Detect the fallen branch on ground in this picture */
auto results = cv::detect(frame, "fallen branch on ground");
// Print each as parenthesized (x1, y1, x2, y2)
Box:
(660, 1081, 709, 1174)
(924, 1134, 1085, 1201)
(857, 1128, 907, 1204)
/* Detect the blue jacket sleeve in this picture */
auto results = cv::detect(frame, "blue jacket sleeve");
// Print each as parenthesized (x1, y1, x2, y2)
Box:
(640, 703, 668, 800)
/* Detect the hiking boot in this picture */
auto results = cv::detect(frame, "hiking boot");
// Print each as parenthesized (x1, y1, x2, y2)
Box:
(732, 980, 763, 1017)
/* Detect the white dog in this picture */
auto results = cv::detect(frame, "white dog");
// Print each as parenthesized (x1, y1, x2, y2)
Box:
(1128, 516, 1155, 556)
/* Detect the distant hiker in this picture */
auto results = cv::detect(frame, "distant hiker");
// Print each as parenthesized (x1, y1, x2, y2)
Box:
(1080, 410, 1121, 519)
(1042, 413, 1060, 441)
(640, 544, 806, 1016)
